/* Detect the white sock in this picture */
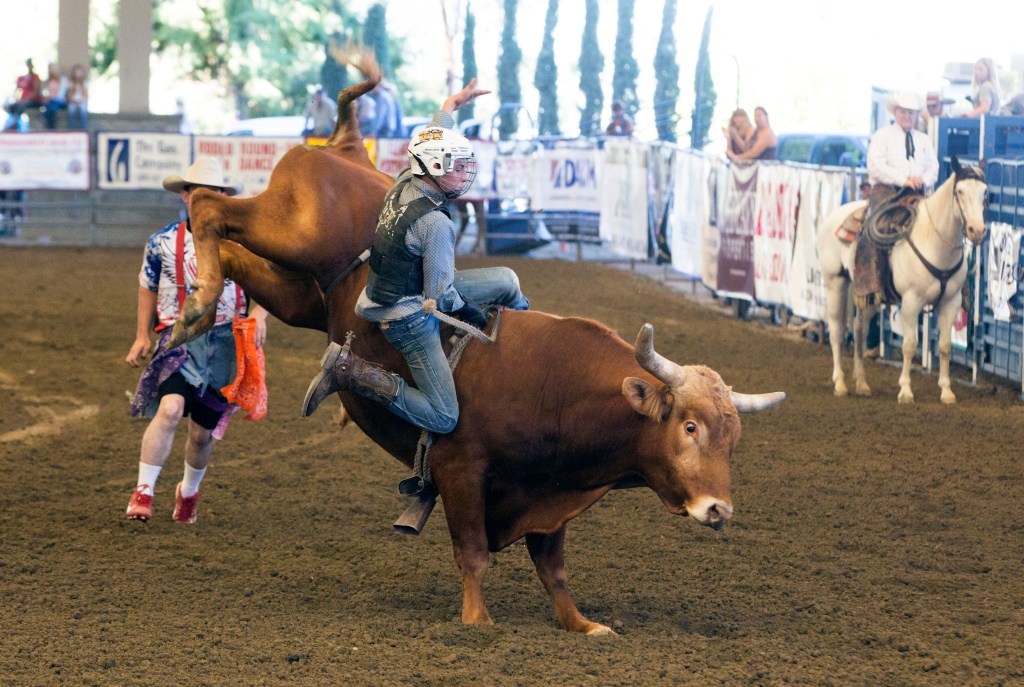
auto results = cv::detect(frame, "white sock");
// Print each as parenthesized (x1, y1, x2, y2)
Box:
(137, 463, 162, 496)
(180, 463, 207, 498)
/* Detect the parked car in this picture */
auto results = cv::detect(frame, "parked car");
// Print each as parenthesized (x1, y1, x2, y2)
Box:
(776, 133, 869, 167)
(224, 116, 306, 137)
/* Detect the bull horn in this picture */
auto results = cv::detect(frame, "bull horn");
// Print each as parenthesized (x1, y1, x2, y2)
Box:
(634, 324, 686, 387)
(730, 390, 786, 412)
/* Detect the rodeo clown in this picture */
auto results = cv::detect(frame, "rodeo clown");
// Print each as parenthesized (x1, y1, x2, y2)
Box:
(125, 158, 269, 524)
(302, 79, 530, 434)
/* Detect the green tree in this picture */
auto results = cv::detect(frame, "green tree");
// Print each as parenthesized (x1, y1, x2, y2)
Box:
(653, 0, 679, 142)
(362, 3, 392, 78)
(534, 0, 560, 136)
(611, 0, 639, 119)
(459, 6, 478, 124)
(149, 0, 351, 119)
(497, 0, 522, 140)
(578, 0, 603, 137)
(689, 6, 716, 149)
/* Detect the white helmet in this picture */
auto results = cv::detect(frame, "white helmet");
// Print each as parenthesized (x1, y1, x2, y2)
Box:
(408, 126, 477, 199)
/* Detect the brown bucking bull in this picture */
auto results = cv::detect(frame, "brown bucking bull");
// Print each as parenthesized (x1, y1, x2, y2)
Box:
(168, 50, 786, 635)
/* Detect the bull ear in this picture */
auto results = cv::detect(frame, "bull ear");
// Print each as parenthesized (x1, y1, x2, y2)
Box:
(623, 377, 673, 422)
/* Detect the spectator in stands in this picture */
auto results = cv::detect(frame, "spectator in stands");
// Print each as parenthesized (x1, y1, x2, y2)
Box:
(860, 180, 871, 201)
(175, 96, 193, 135)
(4, 58, 44, 130)
(1000, 92, 1024, 116)
(965, 58, 1000, 118)
(919, 92, 945, 132)
(65, 64, 88, 130)
(723, 108, 755, 156)
(356, 92, 377, 137)
(371, 79, 404, 138)
(302, 87, 337, 138)
(726, 107, 777, 161)
(605, 100, 633, 137)
(42, 62, 69, 130)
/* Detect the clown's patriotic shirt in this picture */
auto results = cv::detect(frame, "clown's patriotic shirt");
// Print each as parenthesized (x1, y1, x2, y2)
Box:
(139, 220, 246, 331)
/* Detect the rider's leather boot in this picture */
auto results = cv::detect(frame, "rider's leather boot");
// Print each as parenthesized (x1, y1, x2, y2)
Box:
(302, 333, 400, 416)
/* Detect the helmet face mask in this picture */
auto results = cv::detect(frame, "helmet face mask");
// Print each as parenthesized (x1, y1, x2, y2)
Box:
(409, 127, 477, 199)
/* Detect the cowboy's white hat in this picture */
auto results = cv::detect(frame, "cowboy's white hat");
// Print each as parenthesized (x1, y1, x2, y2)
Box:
(162, 156, 243, 196)
(886, 91, 924, 113)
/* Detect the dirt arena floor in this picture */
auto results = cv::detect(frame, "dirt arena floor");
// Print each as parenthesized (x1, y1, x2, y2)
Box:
(2, 247, 1022, 686)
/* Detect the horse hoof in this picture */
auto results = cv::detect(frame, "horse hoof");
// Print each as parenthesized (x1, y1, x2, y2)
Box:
(898, 392, 914, 404)
(834, 384, 848, 397)
(940, 391, 957, 405)
(854, 383, 872, 396)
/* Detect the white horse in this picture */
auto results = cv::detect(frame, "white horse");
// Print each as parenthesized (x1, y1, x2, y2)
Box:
(818, 157, 988, 403)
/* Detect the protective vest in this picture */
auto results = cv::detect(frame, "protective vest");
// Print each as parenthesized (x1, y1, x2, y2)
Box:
(365, 176, 451, 306)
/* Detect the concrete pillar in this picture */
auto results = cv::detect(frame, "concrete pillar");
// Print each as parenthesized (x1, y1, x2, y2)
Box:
(57, 0, 91, 73)
(117, 0, 152, 113)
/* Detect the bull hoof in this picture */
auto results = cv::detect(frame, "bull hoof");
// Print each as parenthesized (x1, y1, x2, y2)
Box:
(585, 624, 618, 637)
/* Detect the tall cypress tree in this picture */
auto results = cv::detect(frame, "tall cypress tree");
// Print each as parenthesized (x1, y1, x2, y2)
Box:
(497, 0, 522, 140)
(458, 6, 478, 124)
(534, 0, 560, 136)
(578, 0, 603, 137)
(611, 0, 639, 119)
(320, 34, 349, 100)
(689, 6, 716, 149)
(363, 3, 392, 77)
(653, 0, 679, 142)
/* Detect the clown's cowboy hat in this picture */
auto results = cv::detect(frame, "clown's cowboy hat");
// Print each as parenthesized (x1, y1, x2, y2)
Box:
(162, 157, 243, 196)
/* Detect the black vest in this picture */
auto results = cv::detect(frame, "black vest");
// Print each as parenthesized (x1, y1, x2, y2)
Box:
(365, 176, 451, 306)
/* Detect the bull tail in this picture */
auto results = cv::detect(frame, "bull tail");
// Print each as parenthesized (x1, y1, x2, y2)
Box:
(324, 40, 382, 150)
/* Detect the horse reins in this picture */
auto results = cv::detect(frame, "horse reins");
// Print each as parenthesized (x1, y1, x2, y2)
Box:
(907, 168, 984, 306)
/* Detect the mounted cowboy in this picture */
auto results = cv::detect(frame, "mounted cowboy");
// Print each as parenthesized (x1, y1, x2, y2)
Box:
(818, 151, 987, 405)
(854, 91, 940, 300)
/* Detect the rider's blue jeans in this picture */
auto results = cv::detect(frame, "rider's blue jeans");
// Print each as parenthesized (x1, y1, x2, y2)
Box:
(380, 266, 529, 434)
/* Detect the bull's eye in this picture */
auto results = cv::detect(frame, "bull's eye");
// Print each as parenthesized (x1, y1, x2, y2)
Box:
(685, 422, 697, 435)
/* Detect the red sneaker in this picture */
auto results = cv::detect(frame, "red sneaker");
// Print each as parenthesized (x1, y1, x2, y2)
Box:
(172, 483, 200, 524)
(126, 484, 153, 522)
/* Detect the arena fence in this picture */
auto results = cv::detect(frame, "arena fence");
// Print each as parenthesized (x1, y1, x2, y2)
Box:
(2, 115, 1023, 394)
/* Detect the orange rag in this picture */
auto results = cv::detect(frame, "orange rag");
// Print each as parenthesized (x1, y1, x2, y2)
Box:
(220, 316, 268, 420)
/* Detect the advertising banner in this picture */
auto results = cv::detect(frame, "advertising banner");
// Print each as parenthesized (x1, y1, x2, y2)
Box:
(194, 136, 301, 197)
(753, 164, 801, 305)
(789, 169, 847, 320)
(716, 163, 758, 297)
(701, 159, 727, 290)
(669, 149, 708, 278)
(97, 133, 191, 190)
(375, 137, 409, 178)
(0, 132, 90, 191)
(533, 147, 600, 213)
(987, 221, 1021, 322)
(598, 139, 649, 259)
(463, 140, 497, 201)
